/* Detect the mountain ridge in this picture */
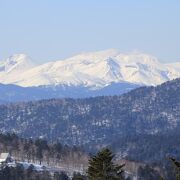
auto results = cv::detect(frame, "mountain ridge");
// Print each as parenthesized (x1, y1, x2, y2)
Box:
(0, 78, 179, 149)
(0, 82, 140, 103)
(0, 49, 179, 88)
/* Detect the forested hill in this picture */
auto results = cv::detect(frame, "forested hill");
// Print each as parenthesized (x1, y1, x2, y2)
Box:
(0, 78, 179, 148)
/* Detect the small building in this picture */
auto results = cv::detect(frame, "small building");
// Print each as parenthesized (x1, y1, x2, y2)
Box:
(0, 153, 12, 165)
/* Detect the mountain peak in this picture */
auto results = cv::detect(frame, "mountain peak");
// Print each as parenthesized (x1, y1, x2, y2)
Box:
(67, 49, 120, 63)
(116, 52, 159, 65)
(6, 53, 32, 64)
(1, 54, 35, 73)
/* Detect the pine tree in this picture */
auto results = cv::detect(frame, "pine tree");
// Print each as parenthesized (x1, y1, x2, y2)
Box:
(170, 157, 180, 180)
(72, 172, 87, 180)
(87, 148, 125, 180)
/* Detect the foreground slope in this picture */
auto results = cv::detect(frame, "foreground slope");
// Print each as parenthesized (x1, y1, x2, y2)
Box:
(0, 78, 179, 148)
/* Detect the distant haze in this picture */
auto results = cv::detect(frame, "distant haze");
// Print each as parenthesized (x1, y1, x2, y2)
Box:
(0, 0, 180, 63)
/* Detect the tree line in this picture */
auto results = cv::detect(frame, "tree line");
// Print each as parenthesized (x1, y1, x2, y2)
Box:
(0, 133, 88, 171)
(0, 147, 179, 180)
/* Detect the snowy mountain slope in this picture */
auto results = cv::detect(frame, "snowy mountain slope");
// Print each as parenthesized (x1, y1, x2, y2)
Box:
(0, 49, 179, 88)
(166, 62, 180, 72)
(0, 54, 35, 85)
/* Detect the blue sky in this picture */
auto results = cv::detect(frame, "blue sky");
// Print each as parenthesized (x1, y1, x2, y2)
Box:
(0, 0, 180, 63)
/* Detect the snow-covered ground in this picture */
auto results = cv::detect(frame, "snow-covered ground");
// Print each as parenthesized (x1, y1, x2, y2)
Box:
(5, 161, 85, 177)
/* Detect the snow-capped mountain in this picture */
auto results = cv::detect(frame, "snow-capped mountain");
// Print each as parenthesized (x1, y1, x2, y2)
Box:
(0, 49, 180, 88)
(0, 54, 35, 85)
